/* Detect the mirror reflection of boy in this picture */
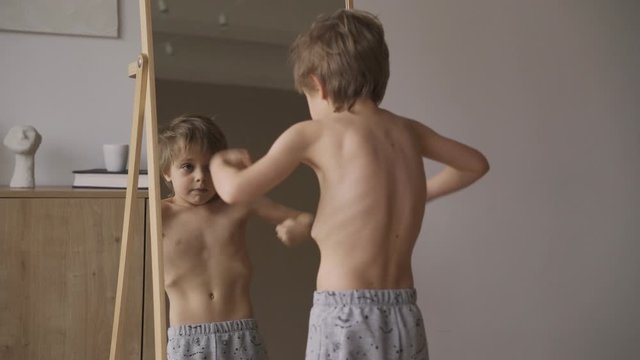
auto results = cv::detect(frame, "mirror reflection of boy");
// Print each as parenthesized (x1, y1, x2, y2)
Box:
(210, 9, 490, 360)
(159, 114, 313, 360)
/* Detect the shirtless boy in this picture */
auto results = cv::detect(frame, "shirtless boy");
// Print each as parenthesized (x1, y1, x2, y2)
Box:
(159, 114, 313, 360)
(210, 10, 489, 360)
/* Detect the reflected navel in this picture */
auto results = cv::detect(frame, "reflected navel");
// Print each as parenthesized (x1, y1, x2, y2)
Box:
(209, 292, 214, 301)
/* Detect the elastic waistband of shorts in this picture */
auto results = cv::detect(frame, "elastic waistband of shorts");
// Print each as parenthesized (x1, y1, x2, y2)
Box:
(313, 288, 417, 306)
(168, 319, 258, 337)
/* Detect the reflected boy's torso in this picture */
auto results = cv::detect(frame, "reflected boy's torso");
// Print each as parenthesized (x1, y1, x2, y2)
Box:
(162, 198, 253, 326)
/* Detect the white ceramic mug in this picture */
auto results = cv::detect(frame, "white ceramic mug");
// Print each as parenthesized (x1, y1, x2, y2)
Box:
(103, 144, 129, 172)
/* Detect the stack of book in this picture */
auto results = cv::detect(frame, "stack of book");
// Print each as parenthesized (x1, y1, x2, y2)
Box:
(72, 168, 149, 189)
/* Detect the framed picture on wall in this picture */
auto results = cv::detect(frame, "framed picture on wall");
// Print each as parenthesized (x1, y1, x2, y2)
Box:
(0, 0, 118, 38)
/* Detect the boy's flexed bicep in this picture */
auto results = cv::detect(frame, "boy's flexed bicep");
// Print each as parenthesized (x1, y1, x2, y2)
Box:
(410, 119, 490, 202)
(211, 121, 315, 204)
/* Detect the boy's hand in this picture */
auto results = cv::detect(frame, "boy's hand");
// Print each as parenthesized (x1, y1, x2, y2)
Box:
(275, 213, 314, 247)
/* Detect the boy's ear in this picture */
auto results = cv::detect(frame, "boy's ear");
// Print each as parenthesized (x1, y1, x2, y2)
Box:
(310, 75, 328, 100)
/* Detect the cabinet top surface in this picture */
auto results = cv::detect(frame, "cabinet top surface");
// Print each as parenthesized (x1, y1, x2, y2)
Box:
(0, 186, 149, 198)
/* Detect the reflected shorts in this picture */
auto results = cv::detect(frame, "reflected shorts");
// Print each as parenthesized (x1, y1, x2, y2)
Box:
(167, 319, 268, 360)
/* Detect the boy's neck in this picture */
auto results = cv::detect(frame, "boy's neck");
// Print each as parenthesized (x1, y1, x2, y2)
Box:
(316, 97, 380, 120)
(336, 98, 380, 118)
(345, 97, 379, 113)
(171, 194, 221, 208)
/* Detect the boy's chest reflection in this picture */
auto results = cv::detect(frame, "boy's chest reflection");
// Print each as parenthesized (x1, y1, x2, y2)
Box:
(162, 204, 251, 288)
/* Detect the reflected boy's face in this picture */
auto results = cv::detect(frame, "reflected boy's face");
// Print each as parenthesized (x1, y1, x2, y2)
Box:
(164, 148, 216, 207)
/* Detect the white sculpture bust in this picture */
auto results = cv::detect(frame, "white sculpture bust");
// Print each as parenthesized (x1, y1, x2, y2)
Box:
(3, 125, 42, 188)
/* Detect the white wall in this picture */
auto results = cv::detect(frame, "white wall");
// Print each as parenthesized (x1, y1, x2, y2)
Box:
(360, 1, 640, 359)
(0, 0, 140, 185)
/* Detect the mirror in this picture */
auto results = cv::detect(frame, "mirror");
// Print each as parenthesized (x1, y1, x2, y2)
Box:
(150, 1, 343, 359)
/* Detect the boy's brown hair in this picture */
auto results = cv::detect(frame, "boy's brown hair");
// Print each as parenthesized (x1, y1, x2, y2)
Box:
(158, 114, 228, 178)
(290, 9, 389, 112)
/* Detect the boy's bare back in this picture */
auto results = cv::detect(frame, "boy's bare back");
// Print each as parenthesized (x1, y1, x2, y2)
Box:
(162, 197, 254, 326)
(304, 104, 426, 291)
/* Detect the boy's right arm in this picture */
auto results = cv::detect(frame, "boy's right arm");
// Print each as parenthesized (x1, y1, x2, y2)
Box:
(410, 120, 490, 202)
(210, 121, 315, 204)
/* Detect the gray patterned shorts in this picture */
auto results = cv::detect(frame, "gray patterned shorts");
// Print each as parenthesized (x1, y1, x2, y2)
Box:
(167, 319, 268, 360)
(306, 289, 428, 360)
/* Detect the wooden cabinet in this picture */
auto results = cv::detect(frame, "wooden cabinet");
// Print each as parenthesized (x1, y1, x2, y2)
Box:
(0, 187, 150, 360)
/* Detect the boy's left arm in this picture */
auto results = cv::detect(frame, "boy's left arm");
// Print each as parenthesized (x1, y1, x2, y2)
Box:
(251, 197, 314, 247)
(210, 121, 313, 204)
